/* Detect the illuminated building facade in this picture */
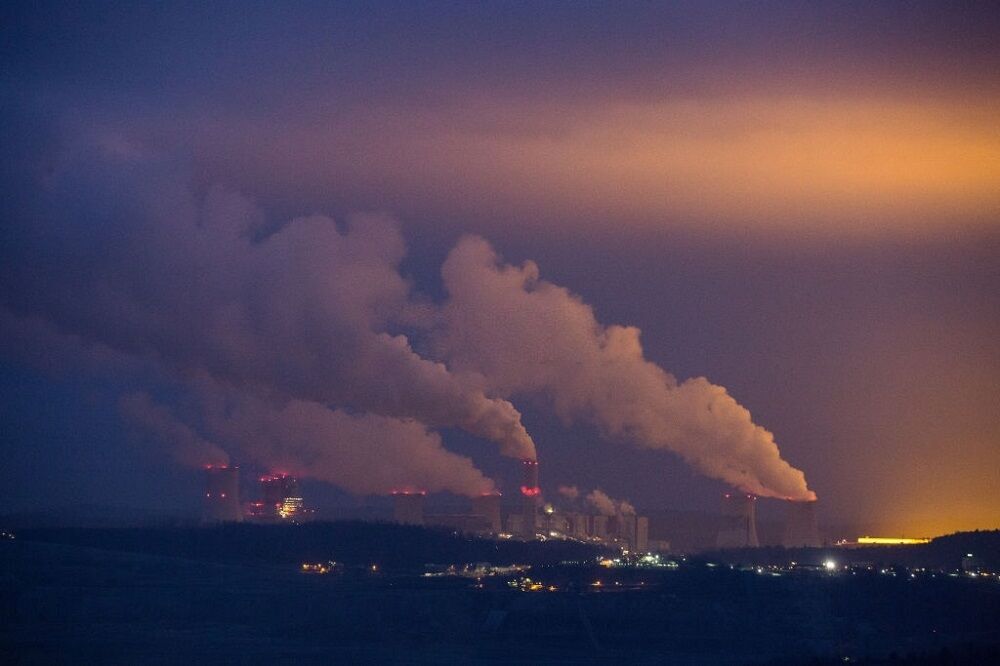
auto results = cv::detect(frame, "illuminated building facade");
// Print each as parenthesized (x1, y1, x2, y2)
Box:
(252, 473, 312, 522)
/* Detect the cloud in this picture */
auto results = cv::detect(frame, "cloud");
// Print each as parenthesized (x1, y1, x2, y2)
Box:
(585, 489, 634, 517)
(557, 485, 579, 500)
(0, 143, 534, 468)
(437, 236, 815, 500)
(194, 383, 496, 496)
(1, 137, 817, 501)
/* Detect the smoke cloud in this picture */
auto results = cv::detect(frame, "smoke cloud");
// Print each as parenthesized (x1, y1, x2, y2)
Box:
(586, 489, 636, 517)
(1, 140, 815, 500)
(437, 237, 816, 500)
(197, 385, 496, 496)
(0, 144, 534, 494)
(557, 485, 580, 500)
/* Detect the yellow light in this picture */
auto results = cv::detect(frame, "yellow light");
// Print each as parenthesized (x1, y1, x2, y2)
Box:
(857, 537, 931, 545)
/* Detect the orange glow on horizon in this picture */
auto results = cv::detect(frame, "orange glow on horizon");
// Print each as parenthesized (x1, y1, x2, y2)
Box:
(248, 93, 1000, 240)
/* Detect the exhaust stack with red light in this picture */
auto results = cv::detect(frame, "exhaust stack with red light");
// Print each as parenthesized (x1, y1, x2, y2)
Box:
(203, 465, 242, 523)
(518, 459, 540, 537)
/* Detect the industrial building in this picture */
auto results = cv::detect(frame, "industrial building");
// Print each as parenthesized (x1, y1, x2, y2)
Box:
(236, 473, 316, 523)
(203, 465, 243, 523)
(387, 459, 651, 552)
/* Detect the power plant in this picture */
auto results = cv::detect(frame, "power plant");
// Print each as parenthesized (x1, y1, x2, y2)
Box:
(240, 473, 316, 522)
(195, 464, 833, 555)
(716, 493, 760, 548)
(380, 458, 655, 551)
(203, 465, 242, 523)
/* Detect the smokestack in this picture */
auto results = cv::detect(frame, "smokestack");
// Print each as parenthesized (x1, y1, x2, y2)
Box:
(782, 499, 821, 547)
(392, 491, 426, 525)
(635, 516, 649, 552)
(519, 459, 540, 537)
(203, 466, 242, 523)
(716, 493, 760, 548)
(472, 492, 502, 532)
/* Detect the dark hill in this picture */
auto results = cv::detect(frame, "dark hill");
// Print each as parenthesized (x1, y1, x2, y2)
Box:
(12, 521, 606, 570)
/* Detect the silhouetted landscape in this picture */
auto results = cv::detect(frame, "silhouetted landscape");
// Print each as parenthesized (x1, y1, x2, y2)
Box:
(3, 524, 998, 663)
(4, 2, 1000, 663)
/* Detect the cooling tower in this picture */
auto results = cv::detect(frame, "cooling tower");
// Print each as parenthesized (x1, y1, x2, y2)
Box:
(635, 516, 650, 553)
(519, 459, 540, 537)
(568, 512, 590, 539)
(392, 491, 425, 525)
(472, 492, 502, 532)
(591, 514, 609, 540)
(203, 465, 242, 523)
(782, 499, 821, 547)
(715, 493, 760, 548)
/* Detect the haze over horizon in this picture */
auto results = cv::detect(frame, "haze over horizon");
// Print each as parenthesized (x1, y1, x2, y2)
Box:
(2, 2, 998, 537)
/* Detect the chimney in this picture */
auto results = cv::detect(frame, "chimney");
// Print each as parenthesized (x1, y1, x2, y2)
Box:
(203, 465, 242, 523)
(519, 459, 540, 538)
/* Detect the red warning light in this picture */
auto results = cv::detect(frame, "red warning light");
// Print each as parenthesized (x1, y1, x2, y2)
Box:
(520, 486, 541, 497)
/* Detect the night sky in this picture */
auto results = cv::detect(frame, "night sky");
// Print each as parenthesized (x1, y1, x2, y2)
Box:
(2, 2, 998, 536)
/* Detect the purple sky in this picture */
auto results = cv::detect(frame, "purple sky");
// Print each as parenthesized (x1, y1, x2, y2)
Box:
(2, 2, 998, 535)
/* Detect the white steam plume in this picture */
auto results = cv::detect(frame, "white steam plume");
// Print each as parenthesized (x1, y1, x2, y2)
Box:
(1, 146, 534, 467)
(557, 485, 580, 500)
(437, 237, 815, 500)
(196, 386, 497, 496)
(585, 489, 636, 517)
(122, 386, 496, 496)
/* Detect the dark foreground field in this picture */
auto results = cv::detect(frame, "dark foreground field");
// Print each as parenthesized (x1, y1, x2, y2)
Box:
(2, 529, 999, 664)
